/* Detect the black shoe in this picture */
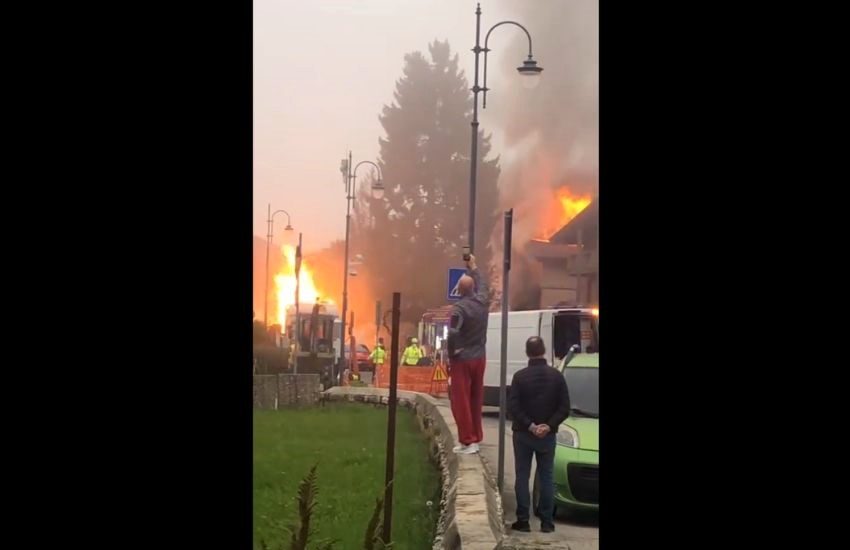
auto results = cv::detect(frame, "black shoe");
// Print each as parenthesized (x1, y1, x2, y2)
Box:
(511, 520, 531, 532)
(541, 523, 555, 533)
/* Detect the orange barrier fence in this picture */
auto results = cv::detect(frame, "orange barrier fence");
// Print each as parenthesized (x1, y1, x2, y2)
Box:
(374, 363, 449, 397)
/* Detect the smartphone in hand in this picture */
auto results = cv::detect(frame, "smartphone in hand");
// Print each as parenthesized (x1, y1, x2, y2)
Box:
(462, 245, 471, 262)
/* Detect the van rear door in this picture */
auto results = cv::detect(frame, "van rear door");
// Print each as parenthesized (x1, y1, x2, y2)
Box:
(540, 311, 555, 365)
(553, 310, 599, 359)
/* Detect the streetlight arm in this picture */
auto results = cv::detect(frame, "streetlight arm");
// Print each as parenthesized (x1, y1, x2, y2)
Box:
(482, 21, 535, 109)
(353, 160, 383, 177)
(271, 209, 292, 227)
(351, 161, 384, 199)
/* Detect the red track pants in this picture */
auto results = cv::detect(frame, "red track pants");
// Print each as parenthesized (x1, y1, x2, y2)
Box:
(449, 356, 486, 445)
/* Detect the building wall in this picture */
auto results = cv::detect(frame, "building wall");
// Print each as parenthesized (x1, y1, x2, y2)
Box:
(569, 248, 598, 306)
(529, 202, 599, 309)
(539, 258, 577, 308)
(532, 246, 598, 308)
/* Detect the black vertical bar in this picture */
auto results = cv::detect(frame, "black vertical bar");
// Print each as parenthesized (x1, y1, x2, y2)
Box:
(376, 300, 382, 342)
(498, 209, 512, 492)
(383, 292, 401, 544)
(294, 232, 302, 375)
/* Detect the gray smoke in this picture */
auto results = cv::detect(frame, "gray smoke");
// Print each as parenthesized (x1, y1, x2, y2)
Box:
(487, 0, 598, 306)
(494, 0, 598, 193)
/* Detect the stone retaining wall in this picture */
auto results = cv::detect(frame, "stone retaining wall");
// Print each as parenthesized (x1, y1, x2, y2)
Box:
(253, 374, 320, 408)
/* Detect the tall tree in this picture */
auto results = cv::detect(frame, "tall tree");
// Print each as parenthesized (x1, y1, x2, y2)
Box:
(353, 40, 500, 323)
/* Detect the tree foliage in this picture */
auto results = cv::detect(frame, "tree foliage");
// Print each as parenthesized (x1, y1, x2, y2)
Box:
(352, 40, 500, 322)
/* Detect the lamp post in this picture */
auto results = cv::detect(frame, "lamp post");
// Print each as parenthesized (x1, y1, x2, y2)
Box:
(338, 152, 385, 385)
(294, 232, 302, 374)
(264, 204, 294, 328)
(466, 2, 542, 253)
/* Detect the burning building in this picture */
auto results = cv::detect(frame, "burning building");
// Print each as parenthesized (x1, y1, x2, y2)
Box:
(273, 245, 333, 331)
(526, 198, 598, 308)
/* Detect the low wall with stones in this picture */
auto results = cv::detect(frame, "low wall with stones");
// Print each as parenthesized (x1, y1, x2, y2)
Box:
(323, 386, 504, 550)
(253, 374, 321, 408)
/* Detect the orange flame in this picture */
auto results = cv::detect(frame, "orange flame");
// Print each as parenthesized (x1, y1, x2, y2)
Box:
(274, 245, 333, 329)
(536, 188, 592, 239)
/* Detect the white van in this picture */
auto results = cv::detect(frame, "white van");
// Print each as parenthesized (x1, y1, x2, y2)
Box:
(482, 308, 599, 406)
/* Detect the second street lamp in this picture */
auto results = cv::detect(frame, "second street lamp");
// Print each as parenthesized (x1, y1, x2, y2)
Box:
(264, 204, 294, 328)
(338, 151, 385, 385)
(466, 2, 542, 253)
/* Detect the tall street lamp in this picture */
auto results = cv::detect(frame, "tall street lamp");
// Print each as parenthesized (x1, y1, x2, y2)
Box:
(466, 2, 542, 253)
(338, 152, 385, 384)
(264, 204, 293, 328)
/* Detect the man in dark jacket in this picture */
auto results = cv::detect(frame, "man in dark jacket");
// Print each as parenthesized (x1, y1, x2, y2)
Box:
(508, 336, 571, 533)
(447, 254, 490, 454)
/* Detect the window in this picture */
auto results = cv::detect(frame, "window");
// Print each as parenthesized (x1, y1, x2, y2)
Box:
(553, 314, 581, 359)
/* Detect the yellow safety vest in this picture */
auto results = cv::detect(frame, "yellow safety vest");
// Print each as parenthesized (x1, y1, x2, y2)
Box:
(370, 346, 386, 364)
(402, 345, 424, 365)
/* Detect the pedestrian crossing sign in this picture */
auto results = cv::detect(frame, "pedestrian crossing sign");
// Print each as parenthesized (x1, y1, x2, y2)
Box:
(447, 268, 466, 301)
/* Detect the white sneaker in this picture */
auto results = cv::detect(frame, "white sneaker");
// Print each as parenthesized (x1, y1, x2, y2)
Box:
(454, 443, 480, 455)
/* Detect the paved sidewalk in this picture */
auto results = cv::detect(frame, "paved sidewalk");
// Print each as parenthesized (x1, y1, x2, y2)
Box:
(436, 399, 599, 550)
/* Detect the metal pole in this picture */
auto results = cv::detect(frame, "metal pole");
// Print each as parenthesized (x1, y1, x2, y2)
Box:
(468, 3, 483, 254)
(383, 292, 401, 544)
(374, 300, 382, 387)
(294, 232, 302, 374)
(498, 209, 513, 493)
(349, 311, 356, 377)
(339, 151, 353, 387)
(264, 203, 271, 327)
(375, 300, 382, 343)
(375, 300, 382, 387)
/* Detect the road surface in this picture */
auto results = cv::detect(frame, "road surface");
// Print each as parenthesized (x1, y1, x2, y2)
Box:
(480, 408, 599, 549)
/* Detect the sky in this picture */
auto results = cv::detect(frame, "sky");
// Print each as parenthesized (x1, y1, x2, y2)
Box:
(253, 0, 527, 252)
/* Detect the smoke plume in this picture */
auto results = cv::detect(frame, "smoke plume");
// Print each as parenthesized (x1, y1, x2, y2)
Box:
(488, 0, 598, 306)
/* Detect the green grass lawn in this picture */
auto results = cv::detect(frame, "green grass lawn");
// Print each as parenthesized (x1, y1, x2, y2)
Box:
(254, 403, 441, 549)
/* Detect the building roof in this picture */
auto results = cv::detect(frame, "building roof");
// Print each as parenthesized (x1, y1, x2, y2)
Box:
(550, 198, 598, 245)
(525, 239, 582, 260)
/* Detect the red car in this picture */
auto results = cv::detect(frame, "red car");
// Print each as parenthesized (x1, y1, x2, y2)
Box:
(344, 343, 372, 372)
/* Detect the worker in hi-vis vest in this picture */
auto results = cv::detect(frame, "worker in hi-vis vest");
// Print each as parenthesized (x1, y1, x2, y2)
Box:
(402, 337, 425, 366)
(369, 338, 387, 386)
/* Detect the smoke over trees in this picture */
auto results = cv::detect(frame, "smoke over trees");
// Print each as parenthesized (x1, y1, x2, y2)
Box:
(352, 40, 501, 324)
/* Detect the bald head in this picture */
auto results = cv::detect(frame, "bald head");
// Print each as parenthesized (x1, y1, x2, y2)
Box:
(526, 337, 546, 358)
(458, 274, 475, 296)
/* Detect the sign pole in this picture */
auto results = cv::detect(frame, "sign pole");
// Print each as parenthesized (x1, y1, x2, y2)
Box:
(383, 292, 401, 544)
(498, 209, 513, 493)
(375, 300, 382, 343)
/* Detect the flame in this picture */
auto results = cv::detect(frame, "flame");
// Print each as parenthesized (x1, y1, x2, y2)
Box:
(274, 245, 332, 329)
(536, 188, 592, 239)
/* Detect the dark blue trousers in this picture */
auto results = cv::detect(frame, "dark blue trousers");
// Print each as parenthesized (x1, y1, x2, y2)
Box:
(513, 430, 556, 525)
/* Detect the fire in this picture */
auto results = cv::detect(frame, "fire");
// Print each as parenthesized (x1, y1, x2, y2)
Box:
(536, 187, 592, 239)
(274, 245, 332, 329)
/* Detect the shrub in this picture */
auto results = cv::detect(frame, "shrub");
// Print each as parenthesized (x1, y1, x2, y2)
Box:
(260, 464, 392, 550)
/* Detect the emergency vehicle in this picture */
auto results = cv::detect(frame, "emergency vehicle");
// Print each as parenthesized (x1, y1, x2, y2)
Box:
(419, 305, 453, 366)
(285, 301, 339, 383)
